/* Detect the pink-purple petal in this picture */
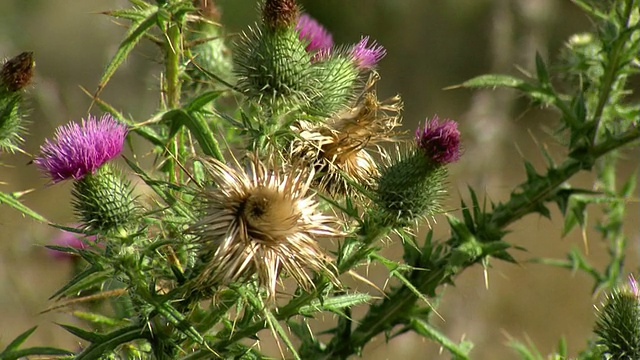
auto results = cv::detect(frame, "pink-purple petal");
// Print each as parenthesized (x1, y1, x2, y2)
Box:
(415, 116, 461, 164)
(34, 114, 127, 183)
(296, 13, 334, 53)
(350, 36, 386, 69)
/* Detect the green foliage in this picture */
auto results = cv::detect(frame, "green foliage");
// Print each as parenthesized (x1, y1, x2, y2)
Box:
(2, 0, 640, 359)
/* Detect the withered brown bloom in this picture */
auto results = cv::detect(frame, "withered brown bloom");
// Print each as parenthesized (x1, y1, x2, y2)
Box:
(290, 73, 403, 199)
(1, 52, 35, 92)
(191, 156, 342, 301)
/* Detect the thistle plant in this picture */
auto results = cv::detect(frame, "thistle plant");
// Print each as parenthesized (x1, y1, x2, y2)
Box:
(2, 0, 640, 359)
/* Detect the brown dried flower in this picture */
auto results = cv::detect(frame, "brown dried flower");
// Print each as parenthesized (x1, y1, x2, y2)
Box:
(1, 52, 35, 92)
(290, 73, 403, 199)
(191, 156, 341, 301)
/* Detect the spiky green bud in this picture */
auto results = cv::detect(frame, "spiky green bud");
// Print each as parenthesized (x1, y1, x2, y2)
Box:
(0, 52, 34, 152)
(186, 1, 234, 91)
(375, 148, 447, 226)
(593, 276, 640, 359)
(234, 25, 312, 105)
(594, 291, 640, 358)
(375, 119, 460, 225)
(307, 55, 359, 114)
(71, 164, 138, 233)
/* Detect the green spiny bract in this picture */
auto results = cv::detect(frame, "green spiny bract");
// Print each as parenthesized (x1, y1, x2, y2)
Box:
(185, 1, 234, 92)
(375, 148, 447, 226)
(234, 24, 314, 107)
(0, 52, 34, 153)
(306, 54, 360, 115)
(71, 165, 139, 233)
(594, 289, 640, 359)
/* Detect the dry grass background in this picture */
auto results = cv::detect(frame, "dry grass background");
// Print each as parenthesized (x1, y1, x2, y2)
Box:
(0, 0, 638, 359)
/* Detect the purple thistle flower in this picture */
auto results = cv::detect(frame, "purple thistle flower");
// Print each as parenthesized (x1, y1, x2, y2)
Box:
(34, 114, 127, 183)
(350, 36, 386, 70)
(416, 116, 461, 165)
(296, 13, 334, 53)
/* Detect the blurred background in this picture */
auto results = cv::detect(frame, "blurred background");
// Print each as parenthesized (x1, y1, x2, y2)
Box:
(0, 0, 638, 359)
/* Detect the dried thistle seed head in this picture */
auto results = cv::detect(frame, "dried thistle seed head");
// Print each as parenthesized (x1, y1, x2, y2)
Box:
(290, 73, 403, 198)
(1, 52, 35, 92)
(191, 156, 342, 301)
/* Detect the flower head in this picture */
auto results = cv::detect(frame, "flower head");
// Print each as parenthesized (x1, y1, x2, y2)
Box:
(296, 13, 333, 53)
(34, 114, 127, 183)
(415, 116, 461, 165)
(191, 156, 341, 301)
(350, 37, 386, 70)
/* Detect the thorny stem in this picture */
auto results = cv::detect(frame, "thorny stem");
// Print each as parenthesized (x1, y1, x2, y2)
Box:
(591, 0, 635, 145)
(320, 125, 640, 358)
(165, 14, 183, 184)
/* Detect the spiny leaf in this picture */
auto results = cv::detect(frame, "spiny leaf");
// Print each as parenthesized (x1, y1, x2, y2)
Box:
(58, 323, 103, 342)
(154, 300, 204, 345)
(264, 309, 302, 360)
(535, 52, 550, 88)
(75, 324, 150, 360)
(94, 8, 158, 98)
(162, 109, 224, 161)
(73, 311, 131, 327)
(0, 347, 73, 360)
(0, 191, 47, 222)
(185, 90, 224, 112)
(49, 265, 111, 300)
(459, 74, 527, 89)
(2, 326, 37, 352)
(410, 318, 472, 360)
(298, 293, 373, 317)
(506, 336, 545, 360)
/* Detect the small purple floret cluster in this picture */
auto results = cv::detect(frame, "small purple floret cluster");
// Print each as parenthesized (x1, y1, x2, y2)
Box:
(296, 13, 385, 69)
(296, 13, 334, 53)
(35, 114, 127, 183)
(350, 37, 386, 69)
(416, 116, 461, 165)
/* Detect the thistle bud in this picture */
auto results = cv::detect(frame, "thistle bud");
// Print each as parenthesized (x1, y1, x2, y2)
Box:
(0, 52, 35, 152)
(375, 117, 460, 225)
(186, 0, 234, 91)
(234, 1, 312, 104)
(593, 274, 640, 359)
(307, 37, 386, 114)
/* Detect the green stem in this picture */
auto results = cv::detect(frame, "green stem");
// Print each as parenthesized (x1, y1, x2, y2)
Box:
(165, 16, 182, 184)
